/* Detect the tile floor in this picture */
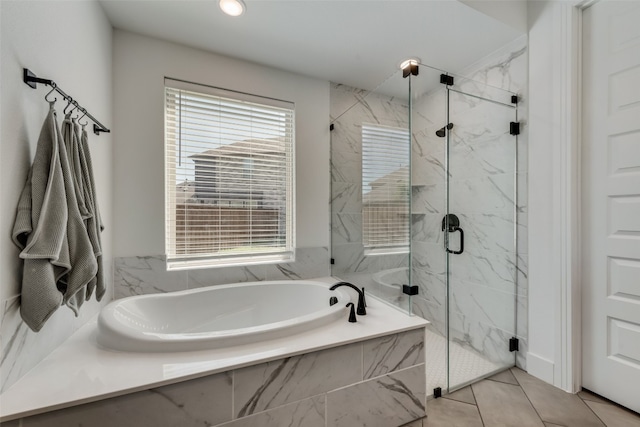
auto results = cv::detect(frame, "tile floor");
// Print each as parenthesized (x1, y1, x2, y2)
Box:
(404, 368, 640, 427)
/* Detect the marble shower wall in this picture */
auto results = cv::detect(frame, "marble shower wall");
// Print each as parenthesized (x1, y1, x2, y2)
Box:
(329, 83, 411, 312)
(411, 35, 528, 371)
(11, 329, 426, 427)
(113, 247, 329, 298)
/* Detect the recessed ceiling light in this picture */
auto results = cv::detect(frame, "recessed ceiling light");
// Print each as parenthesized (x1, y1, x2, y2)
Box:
(219, 0, 246, 17)
(399, 58, 421, 70)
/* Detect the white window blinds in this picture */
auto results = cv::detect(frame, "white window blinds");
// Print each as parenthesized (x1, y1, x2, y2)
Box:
(165, 79, 295, 270)
(362, 123, 410, 253)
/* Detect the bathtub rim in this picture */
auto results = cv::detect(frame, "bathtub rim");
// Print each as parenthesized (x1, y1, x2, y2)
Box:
(96, 279, 352, 352)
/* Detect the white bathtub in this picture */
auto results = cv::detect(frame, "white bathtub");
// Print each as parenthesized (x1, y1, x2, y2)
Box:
(97, 280, 351, 352)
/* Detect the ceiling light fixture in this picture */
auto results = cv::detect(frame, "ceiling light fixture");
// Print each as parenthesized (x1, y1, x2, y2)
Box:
(219, 0, 246, 17)
(399, 58, 421, 71)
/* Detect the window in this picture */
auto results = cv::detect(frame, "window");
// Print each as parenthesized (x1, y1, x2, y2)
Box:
(165, 79, 295, 270)
(361, 123, 410, 254)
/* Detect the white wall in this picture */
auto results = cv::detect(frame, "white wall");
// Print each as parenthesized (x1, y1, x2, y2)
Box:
(112, 30, 330, 258)
(0, 0, 113, 391)
(460, 0, 528, 34)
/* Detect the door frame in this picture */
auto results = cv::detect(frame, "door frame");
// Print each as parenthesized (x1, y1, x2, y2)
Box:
(527, 0, 595, 393)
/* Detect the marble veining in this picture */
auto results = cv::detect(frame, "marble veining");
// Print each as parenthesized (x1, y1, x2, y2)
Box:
(114, 255, 187, 298)
(363, 329, 424, 379)
(220, 396, 325, 427)
(326, 364, 425, 427)
(113, 247, 329, 298)
(234, 343, 361, 417)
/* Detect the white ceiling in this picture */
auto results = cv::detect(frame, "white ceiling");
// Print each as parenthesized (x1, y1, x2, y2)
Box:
(99, 0, 523, 91)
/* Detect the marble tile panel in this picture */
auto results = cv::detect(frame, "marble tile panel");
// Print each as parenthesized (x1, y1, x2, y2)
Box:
(261, 247, 329, 281)
(411, 241, 446, 275)
(449, 279, 516, 334)
(326, 364, 426, 427)
(234, 343, 361, 417)
(412, 140, 446, 185)
(517, 252, 529, 296)
(517, 171, 528, 212)
(511, 368, 605, 427)
(332, 243, 408, 275)
(188, 265, 265, 289)
(457, 35, 527, 95)
(411, 213, 444, 245)
(22, 372, 232, 427)
(331, 148, 362, 184)
(448, 247, 518, 294)
(219, 395, 325, 427)
(412, 297, 446, 334)
(1, 294, 102, 393)
(363, 329, 425, 379)
(449, 173, 515, 215)
(425, 397, 483, 427)
(472, 379, 544, 427)
(331, 181, 361, 214)
(449, 126, 516, 177)
(444, 386, 477, 405)
(330, 121, 362, 157)
(411, 268, 446, 306)
(332, 213, 362, 245)
(518, 210, 529, 255)
(517, 294, 528, 338)
(449, 312, 515, 366)
(516, 337, 528, 371)
(353, 94, 409, 130)
(411, 184, 445, 214)
(458, 212, 516, 255)
(330, 83, 368, 122)
(114, 255, 187, 298)
(583, 400, 640, 426)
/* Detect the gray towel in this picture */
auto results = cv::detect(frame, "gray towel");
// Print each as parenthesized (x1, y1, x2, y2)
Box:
(12, 108, 98, 331)
(77, 122, 105, 301)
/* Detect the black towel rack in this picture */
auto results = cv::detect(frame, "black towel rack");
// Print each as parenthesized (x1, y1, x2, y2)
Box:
(23, 68, 110, 136)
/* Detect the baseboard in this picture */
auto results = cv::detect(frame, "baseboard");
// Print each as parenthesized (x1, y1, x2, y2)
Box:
(526, 352, 555, 385)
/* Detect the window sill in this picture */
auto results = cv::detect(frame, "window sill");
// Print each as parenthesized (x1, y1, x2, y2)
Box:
(364, 247, 410, 257)
(166, 252, 295, 271)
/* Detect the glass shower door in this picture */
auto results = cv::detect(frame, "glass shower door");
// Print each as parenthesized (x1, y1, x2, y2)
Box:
(445, 81, 519, 391)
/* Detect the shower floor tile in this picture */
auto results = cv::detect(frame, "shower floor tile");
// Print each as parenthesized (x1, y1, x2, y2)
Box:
(425, 329, 503, 395)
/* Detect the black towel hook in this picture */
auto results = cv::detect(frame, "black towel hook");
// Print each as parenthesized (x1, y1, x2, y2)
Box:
(44, 83, 57, 104)
(64, 96, 75, 115)
(79, 108, 89, 127)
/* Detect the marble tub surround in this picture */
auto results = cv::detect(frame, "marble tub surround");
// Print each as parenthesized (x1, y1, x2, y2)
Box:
(0, 277, 427, 422)
(113, 246, 329, 299)
(3, 328, 426, 427)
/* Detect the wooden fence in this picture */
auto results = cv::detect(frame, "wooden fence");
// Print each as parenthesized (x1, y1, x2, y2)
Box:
(175, 204, 281, 254)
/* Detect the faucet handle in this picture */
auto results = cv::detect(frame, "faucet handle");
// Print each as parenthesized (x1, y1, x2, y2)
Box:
(346, 303, 357, 323)
(329, 296, 338, 306)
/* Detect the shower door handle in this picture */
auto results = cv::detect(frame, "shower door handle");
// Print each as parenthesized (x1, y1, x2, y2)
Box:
(446, 227, 464, 255)
(442, 214, 464, 255)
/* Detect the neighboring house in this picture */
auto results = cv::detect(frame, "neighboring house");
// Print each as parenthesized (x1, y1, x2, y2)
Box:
(362, 166, 410, 249)
(189, 138, 286, 209)
(175, 180, 196, 204)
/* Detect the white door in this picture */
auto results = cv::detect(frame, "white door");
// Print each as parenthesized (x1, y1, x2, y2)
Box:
(582, 0, 640, 413)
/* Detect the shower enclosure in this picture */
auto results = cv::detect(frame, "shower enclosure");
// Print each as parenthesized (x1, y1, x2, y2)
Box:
(330, 63, 519, 395)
